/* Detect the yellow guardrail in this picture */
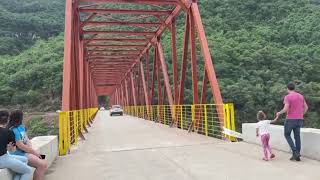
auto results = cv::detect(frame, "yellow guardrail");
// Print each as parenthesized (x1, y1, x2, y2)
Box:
(58, 108, 98, 155)
(124, 104, 236, 141)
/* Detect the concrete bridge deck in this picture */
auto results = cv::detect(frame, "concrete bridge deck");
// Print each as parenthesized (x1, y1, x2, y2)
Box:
(45, 111, 320, 180)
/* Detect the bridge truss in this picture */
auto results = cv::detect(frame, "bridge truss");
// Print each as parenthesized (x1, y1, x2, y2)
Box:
(62, 0, 225, 128)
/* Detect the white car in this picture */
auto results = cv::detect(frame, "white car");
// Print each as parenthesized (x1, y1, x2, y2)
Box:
(110, 105, 123, 116)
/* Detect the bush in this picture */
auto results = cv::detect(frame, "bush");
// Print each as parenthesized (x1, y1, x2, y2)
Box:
(26, 115, 58, 138)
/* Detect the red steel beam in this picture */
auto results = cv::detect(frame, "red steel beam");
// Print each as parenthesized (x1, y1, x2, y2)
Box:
(87, 49, 142, 53)
(200, 70, 208, 104)
(89, 62, 135, 64)
(89, 52, 141, 55)
(87, 48, 144, 51)
(79, 0, 177, 5)
(140, 61, 150, 106)
(151, 47, 157, 104)
(90, 54, 139, 57)
(190, 13, 199, 105)
(86, 38, 149, 43)
(177, 0, 192, 10)
(92, 71, 130, 73)
(118, 6, 182, 85)
(157, 42, 174, 109)
(92, 69, 131, 71)
(89, 55, 138, 58)
(145, 50, 150, 100)
(88, 58, 136, 60)
(89, 54, 138, 56)
(79, 40, 85, 109)
(120, 83, 125, 106)
(79, 8, 172, 15)
(124, 78, 129, 106)
(62, 0, 73, 111)
(92, 68, 132, 71)
(83, 21, 162, 27)
(130, 71, 137, 106)
(90, 64, 135, 66)
(87, 44, 146, 48)
(80, 13, 97, 27)
(156, 48, 162, 105)
(83, 30, 155, 36)
(84, 34, 98, 46)
(171, 18, 178, 105)
(191, 3, 224, 123)
(178, 14, 190, 104)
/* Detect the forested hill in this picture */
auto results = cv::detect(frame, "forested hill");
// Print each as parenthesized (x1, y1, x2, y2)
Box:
(0, 0, 64, 55)
(0, 0, 319, 128)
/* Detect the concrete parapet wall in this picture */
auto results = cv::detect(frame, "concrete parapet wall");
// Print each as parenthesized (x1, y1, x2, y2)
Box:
(242, 123, 320, 161)
(0, 136, 58, 180)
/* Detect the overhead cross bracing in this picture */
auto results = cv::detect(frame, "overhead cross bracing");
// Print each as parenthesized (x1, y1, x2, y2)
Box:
(62, 0, 225, 129)
(80, 2, 180, 89)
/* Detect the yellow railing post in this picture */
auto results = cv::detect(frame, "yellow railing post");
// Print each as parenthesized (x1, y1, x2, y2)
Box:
(223, 104, 234, 141)
(73, 111, 78, 145)
(228, 103, 237, 141)
(163, 106, 166, 125)
(191, 105, 195, 126)
(66, 112, 71, 152)
(204, 105, 208, 136)
(180, 106, 183, 129)
(80, 110, 84, 133)
(59, 112, 68, 156)
(157, 105, 160, 122)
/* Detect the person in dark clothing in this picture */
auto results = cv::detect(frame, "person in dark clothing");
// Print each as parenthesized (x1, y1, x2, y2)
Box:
(0, 109, 32, 180)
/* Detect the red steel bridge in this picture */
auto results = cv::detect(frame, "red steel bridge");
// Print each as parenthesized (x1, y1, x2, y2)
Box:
(62, 0, 223, 117)
(51, 1, 320, 179)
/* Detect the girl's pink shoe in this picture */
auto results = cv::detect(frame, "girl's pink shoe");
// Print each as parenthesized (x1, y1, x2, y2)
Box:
(262, 157, 269, 161)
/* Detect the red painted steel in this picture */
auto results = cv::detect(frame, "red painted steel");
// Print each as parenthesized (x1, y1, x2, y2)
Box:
(150, 47, 157, 104)
(140, 61, 150, 106)
(157, 42, 174, 110)
(178, 15, 190, 105)
(61, 0, 73, 111)
(190, 3, 224, 123)
(190, 13, 199, 105)
(171, 19, 179, 105)
(80, 9, 172, 15)
(62, 0, 225, 125)
(130, 71, 137, 106)
(145, 50, 150, 100)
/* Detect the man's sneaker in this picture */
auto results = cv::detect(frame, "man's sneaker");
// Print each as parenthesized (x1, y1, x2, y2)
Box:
(270, 154, 275, 159)
(290, 154, 301, 161)
(297, 153, 301, 158)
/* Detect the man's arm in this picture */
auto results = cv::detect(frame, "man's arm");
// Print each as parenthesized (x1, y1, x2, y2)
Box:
(304, 100, 308, 114)
(277, 103, 289, 117)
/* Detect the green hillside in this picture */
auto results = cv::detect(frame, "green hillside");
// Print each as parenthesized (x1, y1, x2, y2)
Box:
(0, 0, 319, 128)
(0, 0, 64, 55)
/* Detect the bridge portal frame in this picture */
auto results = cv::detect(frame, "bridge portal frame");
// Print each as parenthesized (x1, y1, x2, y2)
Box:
(62, 0, 225, 130)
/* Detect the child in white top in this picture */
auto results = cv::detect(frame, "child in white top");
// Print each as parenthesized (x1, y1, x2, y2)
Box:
(256, 111, 279, 161)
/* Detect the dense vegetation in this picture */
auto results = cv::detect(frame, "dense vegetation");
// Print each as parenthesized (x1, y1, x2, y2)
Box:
(0, 0, 64, 55)
(0, 0, 319, 128)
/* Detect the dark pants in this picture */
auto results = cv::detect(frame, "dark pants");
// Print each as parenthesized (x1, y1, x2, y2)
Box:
(284, 119, 303, 155)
